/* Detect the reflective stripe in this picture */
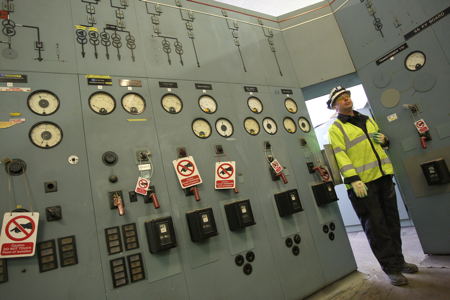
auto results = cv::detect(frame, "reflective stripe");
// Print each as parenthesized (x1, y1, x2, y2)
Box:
(348, 134, 367, 148)
(333, 147, 344, 154)
(340, 164, 355, 173)
(355, 157, 392, 173)
(333, 121, 350, 146)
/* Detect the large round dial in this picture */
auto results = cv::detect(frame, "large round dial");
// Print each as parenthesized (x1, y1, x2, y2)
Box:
(192, 118, 212, 139)
(298, 117, 311, 133)
(161, 94, 183, 114)
(121, 93, 146, 115)
(88, 92, 116, 115)
(27, 90, 60, 116)
(262, 117, 277, 135)
(215, 118, 233, 137)
(198, 95, 217, 114)
(283, 117, 297, 134)
(284, 98, 298, 114)
(247, 97, 263, 114)
(244, 117, 260, 135)
(29, 121, 63, 149)
(405, 51, 426, 71)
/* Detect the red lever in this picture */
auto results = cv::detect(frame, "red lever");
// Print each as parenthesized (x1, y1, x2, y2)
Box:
(277, 172, 288, 184)
(233, 187, 239, 193)
(113, 193, 125, 216)
(420, 136, 427, 149)
(190, 186, 201, 201)
(150, 192, 160, 209)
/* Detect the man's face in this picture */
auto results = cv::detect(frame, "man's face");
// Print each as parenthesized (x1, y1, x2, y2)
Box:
(334, 92, 352, 112)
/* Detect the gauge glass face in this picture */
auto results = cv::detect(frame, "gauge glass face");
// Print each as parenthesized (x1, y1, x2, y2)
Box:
(283, 117, 297, 134)
(88, 92, 116, 115)
(198, 95, 217, 114)
(405, 51, 426, 71)
(244, 117, 260, 135)
(262, 117, 277, 135)
(247, 97, 263, 114)
(284, 98, 298, 114)
(161, 94, 183, 114)
(298, 117, 311, 133)
(27, 90, 60, 115)
(192, 118, 212, 139)
(215, 118, 233, 137)
(121, 93, 146, 114)
(29, 122, 63, 149)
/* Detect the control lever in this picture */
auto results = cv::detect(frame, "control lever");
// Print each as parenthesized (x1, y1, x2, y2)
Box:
(277, 172, 288, 184)
(148, 186, 160, 209)
(233, 187, 239, 193)
(112, 192, 125, 216)
(420, 136, 427, 149)
(190, 186, 201, 201)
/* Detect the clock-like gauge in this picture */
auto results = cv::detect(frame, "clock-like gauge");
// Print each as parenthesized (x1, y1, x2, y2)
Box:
(27, 90, 60, 116)
(404, 51, 426, 71)
(192, 118, 212, 139)
(215, 118, 234, 137)
(161, 93, 183, 114)
(121, 93, 146, 115)
(298, 117, 311, 133)
(29, 121, 63, 149)
(88, 92, 116, 115)
(244, 117, 260, 136)
(283, 117, 297, 134)
(198, 95, 217, 114)
(262, 117, 277, 135)
(284, 98, 298, 114)
(247, 97, 263, 114)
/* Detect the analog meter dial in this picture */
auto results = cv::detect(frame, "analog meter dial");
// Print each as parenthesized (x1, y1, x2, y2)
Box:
(247, 97, 263, 114)
(192, 118, 212, 139)
(198, 95, 217, 114)
(298, 117, 311, 133)
(405, 51, 426, 71)
(88, 92, 116, 115)
(27, 90, 60, 116)
(215, 118, 234, 137)
(283, 117, 297, 134)
(29, 121, 63, 149)
(284, 98, 298, 114)
(262, 117, 277, 135)
(121, 93, 146, 114)
(244, 117, 260, 136)
(161, 93, 183, 114)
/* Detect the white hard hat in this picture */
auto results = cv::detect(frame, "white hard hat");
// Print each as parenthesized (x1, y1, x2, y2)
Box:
(327, 86, 350, 109)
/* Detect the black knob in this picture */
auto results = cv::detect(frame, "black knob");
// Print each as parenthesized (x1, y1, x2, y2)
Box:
(102, 151, 118, 166)
(322, 225, 329, 233)
(5, 159, 27, 176)
(328, 232, 335, 241)
(292, 246, 300, 256)
(245, 251, 255, 262)
(285, 238, 293, 248)
(235, 255, 244, 266)
(293, 234, 301, 244)
(109, 175, 118, 183)
(329, 222, 336, 231)
(243, 263, 252, 275)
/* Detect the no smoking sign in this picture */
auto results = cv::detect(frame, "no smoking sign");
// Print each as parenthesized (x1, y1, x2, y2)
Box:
(215, 161, 236, 189)
(0, 212, 40, 258)
(135, 177, 150, 195)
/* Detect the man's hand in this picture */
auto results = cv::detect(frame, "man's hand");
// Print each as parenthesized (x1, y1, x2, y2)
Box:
(372, 132, 386, 144)
(351, 180, 368, 198)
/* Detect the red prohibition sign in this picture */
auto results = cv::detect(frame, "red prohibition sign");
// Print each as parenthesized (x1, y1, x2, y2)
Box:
(5, 215, 36, 241)
(138, 178, 149, 188)
(217, 163, 234, 179)
(177, 159, 195, 177)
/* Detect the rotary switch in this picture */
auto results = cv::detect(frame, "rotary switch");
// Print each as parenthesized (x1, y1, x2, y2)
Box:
(4, 159, 27, 176)
(102, 151, 118, 166)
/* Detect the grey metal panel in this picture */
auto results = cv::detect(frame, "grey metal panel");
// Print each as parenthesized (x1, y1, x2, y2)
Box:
(0, 72, 105, 299)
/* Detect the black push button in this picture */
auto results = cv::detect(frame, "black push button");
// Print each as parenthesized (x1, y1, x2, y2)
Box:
(293, 234, 301, 244)
(285, 238, 293, 248)
(246, 251, 255, 262)
(235, 255, 244, 266)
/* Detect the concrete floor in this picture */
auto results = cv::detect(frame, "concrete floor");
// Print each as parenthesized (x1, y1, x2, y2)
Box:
(306, 227, 450, 300)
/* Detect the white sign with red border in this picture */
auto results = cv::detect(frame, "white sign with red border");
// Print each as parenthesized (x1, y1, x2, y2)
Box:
(270, 159, 283, 174)
(215, 161, 236, 189)
(172, 156, 203, 189)
(0, 212, 39, 258)
(135, 177, 150, 195)
(414, 119, 430, 134)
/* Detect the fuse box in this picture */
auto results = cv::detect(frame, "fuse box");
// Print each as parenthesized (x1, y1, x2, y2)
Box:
(274, 189, 303, 217)
(421, 158, 450, 185)
(311, 182, 338, 206)
(145, 216, 177, 253)
(186, 207, 218, 242)
(224, 199, 256, 231)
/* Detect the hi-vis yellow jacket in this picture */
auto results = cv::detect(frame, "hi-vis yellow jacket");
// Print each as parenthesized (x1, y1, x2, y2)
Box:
(328, 114, 394, 188)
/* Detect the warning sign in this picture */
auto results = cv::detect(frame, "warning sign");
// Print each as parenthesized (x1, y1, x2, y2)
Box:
(135, 177, 150, 195)
(414, 119, 430, 134)
(270, 159, 283, 174)
(0, 212, 39, 258)
(215, 161, 236, 189)
(172, 156, 202, 189)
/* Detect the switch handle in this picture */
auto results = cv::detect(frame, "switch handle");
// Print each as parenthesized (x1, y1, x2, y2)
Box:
(278, 172, 288, 184)
(191, 186, 201, 201)
(113, 195, 125, 216)
(150, 192, 160, 209)
(233, 187, 239, 193)
(420, 136, 427, 149)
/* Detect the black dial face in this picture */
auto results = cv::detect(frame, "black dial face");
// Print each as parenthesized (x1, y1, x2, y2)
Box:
(404, 51, 426, 71)
(262, 117, 277, 135)
(161, 93, 183, 114)
(29, 121, 63, 149)
(88, 92, 116, 115)
(121, 93, 146, 115)
(27, 90, 60, 116)
(215, 118, 234, 137)
(298, 117, 311, 133)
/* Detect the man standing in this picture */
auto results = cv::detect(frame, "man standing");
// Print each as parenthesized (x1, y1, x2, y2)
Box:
(327, 86, 418, 286)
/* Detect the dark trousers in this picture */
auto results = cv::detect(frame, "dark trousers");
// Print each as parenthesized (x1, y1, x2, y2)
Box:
(348, 175, 405, 274)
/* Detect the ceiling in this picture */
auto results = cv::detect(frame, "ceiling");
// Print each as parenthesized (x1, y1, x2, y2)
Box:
(214, 0, 324, 17)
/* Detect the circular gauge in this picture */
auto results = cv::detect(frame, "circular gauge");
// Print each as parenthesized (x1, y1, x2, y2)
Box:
(284, 98, 298, 114)
(27, 90, 60, 116)
(161, 93, 183, 114)
(192, 118, 212, 139)
(29, 121, 63, 149)
(215, 118, 234, 137)
(298, 117, 311, 133)
(262, 117, 277, 135)
(121, 93, 146, 115)
(247, 97, 263, 114)
(198, 95, 217, 114)
(244, 117, 260, 136)
(405, 51, 426, 71)
(283, 117, 297, 134)
(88, 92, 116, 115)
